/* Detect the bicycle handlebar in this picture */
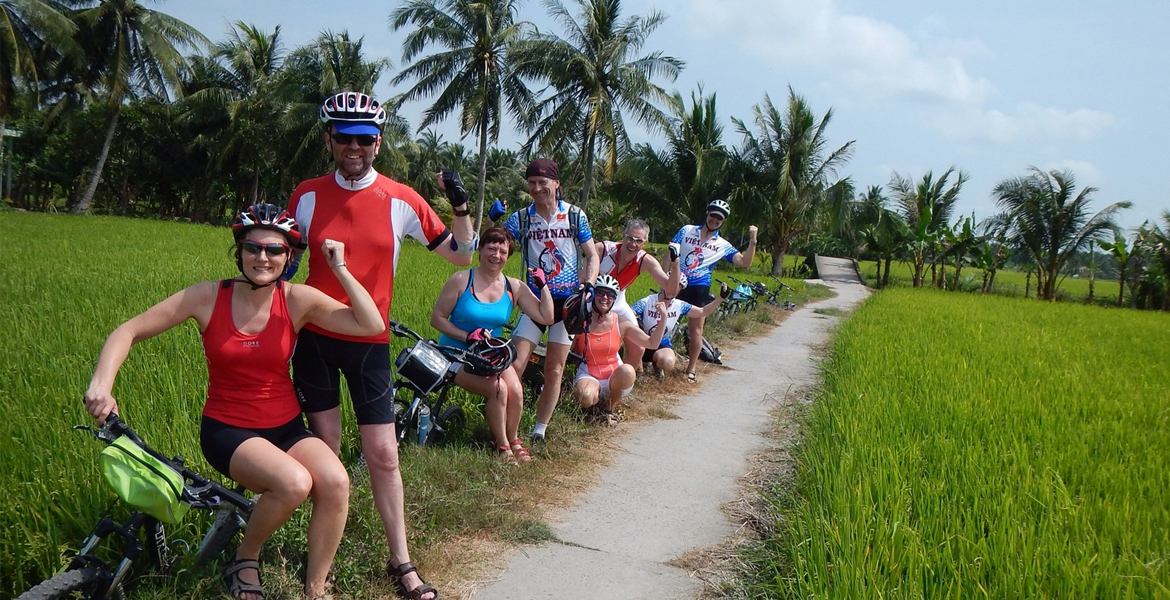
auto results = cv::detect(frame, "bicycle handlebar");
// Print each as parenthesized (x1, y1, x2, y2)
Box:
(83, 414, 252, 511)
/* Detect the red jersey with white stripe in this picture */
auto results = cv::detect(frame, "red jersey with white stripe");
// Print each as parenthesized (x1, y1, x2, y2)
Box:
(202, 280, 301, 428)
(598, 241, 646, 291)
(288, 171, 450, 343)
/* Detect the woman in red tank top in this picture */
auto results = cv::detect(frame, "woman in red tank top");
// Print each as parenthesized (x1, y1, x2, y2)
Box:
(83, 204, 384, 600)
(572, 275, 668, 426)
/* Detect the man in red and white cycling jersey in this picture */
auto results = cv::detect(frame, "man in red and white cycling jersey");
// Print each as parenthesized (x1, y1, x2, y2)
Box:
(285, 91, 475, 600)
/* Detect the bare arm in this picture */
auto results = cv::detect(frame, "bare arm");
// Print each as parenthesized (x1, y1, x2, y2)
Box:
(621, 301, 667, 349)
(732, 225, 759, 269)
(433, 170, 476, 267)
(430, 271, 472, 342)
(687, 285, 726, 319)
(512, 274, 554, 325)
(580, 237, 600, 284)
(643, 254, 680, 298)
(84, 282, 216, 423)
(293, 239, 384, 337)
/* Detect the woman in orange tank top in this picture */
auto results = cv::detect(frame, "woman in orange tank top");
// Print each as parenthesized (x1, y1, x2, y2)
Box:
(572, 275, 667, 426)
(83, 204, 384, 600)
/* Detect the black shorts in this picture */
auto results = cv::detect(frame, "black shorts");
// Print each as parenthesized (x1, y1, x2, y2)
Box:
(200, 415, 314, 479)
(677, 284, 713, 308)
(292, 328, 396, 425)
(640, 338, 673, 363)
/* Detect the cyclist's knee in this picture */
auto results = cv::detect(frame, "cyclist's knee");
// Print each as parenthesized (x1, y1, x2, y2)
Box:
(313, 464, 349, 503)
(361, 431, 401, 474)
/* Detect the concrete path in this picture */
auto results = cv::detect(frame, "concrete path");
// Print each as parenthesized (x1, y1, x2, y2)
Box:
(814, 255, 865, 284)
(470, 278, 870, 600)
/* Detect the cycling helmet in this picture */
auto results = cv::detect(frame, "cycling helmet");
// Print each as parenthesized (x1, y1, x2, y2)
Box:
(319, 91, 388, 135)
(462, 337, 516, 377)
(232, 203, 304, 248)
(562, 287, 593, 335)
(594, 274, 620, 295)
(707, 199, 731, 219)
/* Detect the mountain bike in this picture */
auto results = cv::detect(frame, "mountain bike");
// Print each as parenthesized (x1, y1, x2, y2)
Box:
(16, 414, 253, 600)
(768, 276, 798, 310)
(389, 319, 481, 446)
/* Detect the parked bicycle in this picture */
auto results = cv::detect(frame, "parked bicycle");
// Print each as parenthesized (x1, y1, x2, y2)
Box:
(501, 317, 583, 402)
(17, 414, 253, 600)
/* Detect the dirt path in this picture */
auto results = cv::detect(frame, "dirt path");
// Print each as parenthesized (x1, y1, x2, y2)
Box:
(469, 278, 870, 599)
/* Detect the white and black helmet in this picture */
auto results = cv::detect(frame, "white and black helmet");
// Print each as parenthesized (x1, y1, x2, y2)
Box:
(707, 199, 731, 219)
(594, 274, 621, 294)
(319, 91, 388, 134)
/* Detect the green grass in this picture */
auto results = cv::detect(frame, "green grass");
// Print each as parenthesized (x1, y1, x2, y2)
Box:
(749, 288, 1170, 598)
(0, 212, 815, 599)
(859, 259, 1124, 304)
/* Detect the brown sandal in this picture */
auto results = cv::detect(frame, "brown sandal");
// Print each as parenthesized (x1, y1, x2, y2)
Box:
(224, 557, 264, 600)
(387, 561, 439, 600)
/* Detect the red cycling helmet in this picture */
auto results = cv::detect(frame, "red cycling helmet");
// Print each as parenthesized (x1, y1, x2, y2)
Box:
(232, 203, 304, 249)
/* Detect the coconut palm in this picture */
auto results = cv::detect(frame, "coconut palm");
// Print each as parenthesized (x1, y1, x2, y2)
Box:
(67, 0, 205, 214)
(889, 167, 968, 287)
(730, 88, 854, 276)
(512, 0, 682, 209)
(390, 0, 533, 229)
(612, 87, 727, 238)
(1, 0, 77, 134)
(992, 167, 1131, 301)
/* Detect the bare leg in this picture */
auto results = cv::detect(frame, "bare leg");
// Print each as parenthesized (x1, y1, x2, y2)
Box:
(305, 407, 343, 455)
(286, 438, 349, 599)
(535, 342, 571, 425)
(653, 347, 677, 371)
(359, 422, 434, 600)
(606, 364, 636, 410)
(574, 377, 601, 410)
(455, 370, 508, 449)
(228, 439, 315, 600)
(503, 370, 525, 443)
(686, 314, 706, 376)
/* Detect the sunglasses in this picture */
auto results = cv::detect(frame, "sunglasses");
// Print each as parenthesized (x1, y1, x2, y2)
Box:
(624, 234, 647, 244)
(240, 240, 291, 257)
(330, 133, 378, 147)
(594, 289, 617, 299)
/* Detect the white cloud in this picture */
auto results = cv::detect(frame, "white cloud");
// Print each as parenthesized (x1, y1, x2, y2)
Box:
(664, 0, 992, 105)
(1038, 160, 1104, 185)
(938, 103, 1116, 144)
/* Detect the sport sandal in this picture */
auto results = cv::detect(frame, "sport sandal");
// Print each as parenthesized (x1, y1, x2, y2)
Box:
(387, 561, 439, 600)
(497, 445, 519, 466)
(224, 557, 264, 600)
(510, 440, 533, 463)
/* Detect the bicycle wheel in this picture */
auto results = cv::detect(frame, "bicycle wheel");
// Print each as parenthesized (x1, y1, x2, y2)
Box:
(15, 567, 113, 600)
(427, 405, 465, 445)
(194, 507, 244, 566)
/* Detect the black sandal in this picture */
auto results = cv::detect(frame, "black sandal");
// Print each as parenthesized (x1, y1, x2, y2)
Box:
(224, 557, 264, 600)
(387, 560, 439, 600)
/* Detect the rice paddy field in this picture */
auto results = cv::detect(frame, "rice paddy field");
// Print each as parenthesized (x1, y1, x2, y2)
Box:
(0, 211, 809, 598)
(750, 287, 1170, 598)
(858, 259, 1124, 304)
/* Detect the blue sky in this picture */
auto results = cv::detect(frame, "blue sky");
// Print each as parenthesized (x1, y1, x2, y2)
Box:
(165, 0, 1168, 230)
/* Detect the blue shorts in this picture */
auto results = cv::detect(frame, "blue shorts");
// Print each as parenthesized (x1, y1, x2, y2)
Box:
(292, 328, 396, 425)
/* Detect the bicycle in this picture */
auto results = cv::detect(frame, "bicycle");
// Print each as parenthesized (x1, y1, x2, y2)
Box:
(17, 414, 253, 600)
(768, 276, 798, 310)
(389, 319, 495, 446)
(500, 318, 583, 403)
(726, 276, 760, 312)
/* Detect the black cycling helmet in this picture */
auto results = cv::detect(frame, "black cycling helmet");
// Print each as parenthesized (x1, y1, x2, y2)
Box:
(462, 337, 516, 377)
(232, 203, 304, 249)
(562, 287, 593, 335)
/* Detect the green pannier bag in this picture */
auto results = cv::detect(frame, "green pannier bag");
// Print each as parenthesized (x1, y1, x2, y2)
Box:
(99, 435, 190, 525)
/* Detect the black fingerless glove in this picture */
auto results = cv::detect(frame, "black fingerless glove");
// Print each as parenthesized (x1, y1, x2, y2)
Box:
(720, 282, 731, 299)
(441, 169, 470, 211)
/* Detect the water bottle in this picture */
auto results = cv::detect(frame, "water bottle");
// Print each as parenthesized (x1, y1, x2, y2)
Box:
(416, 404, 432, 445)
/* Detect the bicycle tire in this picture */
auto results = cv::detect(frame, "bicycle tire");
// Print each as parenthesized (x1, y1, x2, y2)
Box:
(427, 405, 465, 445)
(194, 508, 243, 566)
(15, 567, 111, 600)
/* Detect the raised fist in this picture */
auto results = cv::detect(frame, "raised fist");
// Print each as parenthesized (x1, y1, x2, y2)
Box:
(530, 267, 547, 290)
(668, 242, 680, 262)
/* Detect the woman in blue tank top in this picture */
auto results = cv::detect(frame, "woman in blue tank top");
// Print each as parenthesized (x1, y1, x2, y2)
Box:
(431, 227, 554, 464)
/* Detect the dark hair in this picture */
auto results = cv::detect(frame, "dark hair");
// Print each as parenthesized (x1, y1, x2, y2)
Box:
(480, 226, 515, 257)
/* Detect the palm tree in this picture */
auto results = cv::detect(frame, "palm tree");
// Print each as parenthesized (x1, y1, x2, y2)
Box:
(390, 0, 533, 229)
(512, 0, 683, 209)
(730, 88, 854, 276)
(889, 167, 968, 287)
(612, 87, 727, 238)
(992, 167, 1131, 301)
(1, 0, 77, 132)
(1099, 231, 1134, 307)
(67, 0, 205, 214)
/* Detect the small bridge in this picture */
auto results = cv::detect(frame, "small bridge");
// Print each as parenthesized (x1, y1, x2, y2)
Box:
(812, 255, 865, 284)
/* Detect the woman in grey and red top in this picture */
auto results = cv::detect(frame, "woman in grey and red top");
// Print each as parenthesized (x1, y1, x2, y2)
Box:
(83, 204, 383, 600)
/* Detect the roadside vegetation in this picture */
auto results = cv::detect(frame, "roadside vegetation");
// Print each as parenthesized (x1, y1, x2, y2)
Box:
(747, 288, 1170, 598)
(0, 212, 817, 599)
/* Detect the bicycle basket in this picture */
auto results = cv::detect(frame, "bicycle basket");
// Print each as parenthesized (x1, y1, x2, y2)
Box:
(99, 435, 190, 524)
(395, 340, 454, 394)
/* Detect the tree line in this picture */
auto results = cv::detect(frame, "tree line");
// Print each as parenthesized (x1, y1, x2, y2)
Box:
(3, 0, 1167, 309)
